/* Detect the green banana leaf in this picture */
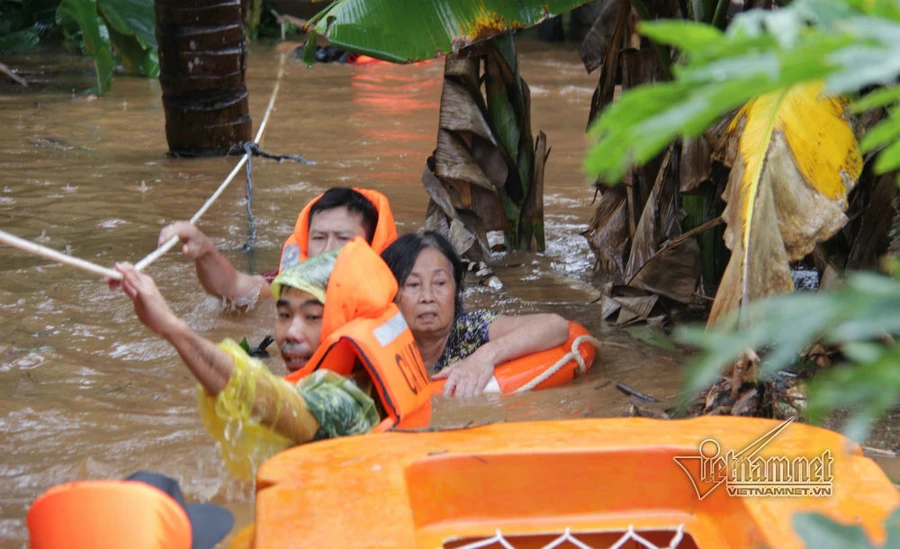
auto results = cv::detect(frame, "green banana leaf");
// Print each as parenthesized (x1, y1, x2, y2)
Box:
(108, 24, 158, 77)
(55, 0, 158, 93)
(57, 0, 114, 94)
(98, 0, 156, 49)
(304, 0, 592, 64)
(0, 27, 39, 51)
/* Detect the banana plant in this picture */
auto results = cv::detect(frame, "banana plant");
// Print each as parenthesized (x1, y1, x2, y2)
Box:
(579, 0, 896, 333)
(302, 0, 593, 255)
(585, 0, 900, 413)
(58, 0, 158, 94)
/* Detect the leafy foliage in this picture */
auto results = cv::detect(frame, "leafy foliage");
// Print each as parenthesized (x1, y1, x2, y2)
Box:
(678, 270, 900, 442)
(302, 0, 593, 65)
(57, 0, 158, 92)
(0, 26, 38, 50)
(793, 507, 900, 549)
(707, 82, 861, 326)
(57, 0, 114, 92)
(584, 0, 900, 186)
(1, 0, 157, 92)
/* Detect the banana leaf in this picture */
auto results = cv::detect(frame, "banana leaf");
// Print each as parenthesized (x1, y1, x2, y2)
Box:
(304, 0, 593, 64)
(708, 81, 862, 327)
(0, 27, 39, 51)
(98, 0, 156, 49)
(57, 0, 114, 94)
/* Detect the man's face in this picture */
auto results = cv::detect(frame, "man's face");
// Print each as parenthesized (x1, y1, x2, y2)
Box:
(274, 287, 324, 372)
(307, 206, 367, 257)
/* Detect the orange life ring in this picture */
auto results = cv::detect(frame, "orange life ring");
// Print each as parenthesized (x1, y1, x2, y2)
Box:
(430, 321, 597, 395)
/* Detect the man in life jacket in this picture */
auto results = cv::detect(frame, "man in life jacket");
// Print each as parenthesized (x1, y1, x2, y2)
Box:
(111, 238, 430, 476)
(157, 187, 397, 306)
(27, 471, 233, 549)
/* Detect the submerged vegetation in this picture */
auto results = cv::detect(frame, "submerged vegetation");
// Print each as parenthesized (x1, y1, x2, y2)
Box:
(1, 0, 158, 93)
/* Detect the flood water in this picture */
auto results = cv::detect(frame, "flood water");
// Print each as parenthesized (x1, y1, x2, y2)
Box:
(0, 41, 888, 548)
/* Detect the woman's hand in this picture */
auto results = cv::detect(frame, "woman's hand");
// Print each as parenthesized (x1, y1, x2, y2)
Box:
(115, 262, 184, 338)
(432, 347, 496, 398)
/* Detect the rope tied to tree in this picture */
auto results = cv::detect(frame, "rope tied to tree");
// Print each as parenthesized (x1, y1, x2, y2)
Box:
(0, 53, 304, 279)
(135, 53, 290, 272)
(236, 141, 315, 252)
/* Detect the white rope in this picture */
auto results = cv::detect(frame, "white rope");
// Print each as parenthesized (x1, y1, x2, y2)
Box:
(512, 334, 603, 394)
(134, 53, 287, 272)
(0, 228, 123, 280)
(0, 55, 289, 280)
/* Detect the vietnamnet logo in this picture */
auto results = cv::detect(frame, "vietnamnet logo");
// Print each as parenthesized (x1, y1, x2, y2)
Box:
(673, 418, 834, 500)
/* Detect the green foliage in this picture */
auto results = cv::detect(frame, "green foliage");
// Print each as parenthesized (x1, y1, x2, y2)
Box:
(55, 0, 158, 93)
(677, 271, 900, 442)
(97, 0, 153, 49)
(100, 0, 157, 78)
(1, 0, 156, 92)
(793, 507, 900, 549)
(57, 0, 114, 93)
(0, 26, 38, 50)
(584, 0, 900, 186)
(589, 0, 900, 538)
(1, 0, 58, 48)
(303, 0, 592, 65)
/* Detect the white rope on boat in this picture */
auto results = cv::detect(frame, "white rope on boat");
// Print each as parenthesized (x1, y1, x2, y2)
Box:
(512, 334, 603, 394)
(135, 53, 287, 272)
(0, 228, 123, 280)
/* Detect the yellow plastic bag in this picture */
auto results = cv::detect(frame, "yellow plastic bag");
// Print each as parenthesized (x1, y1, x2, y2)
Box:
(198, 339, 380, 480)
(198, 339, 296, 480)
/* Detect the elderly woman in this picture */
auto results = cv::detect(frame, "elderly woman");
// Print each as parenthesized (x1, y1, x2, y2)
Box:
(381, 231, 570, 398)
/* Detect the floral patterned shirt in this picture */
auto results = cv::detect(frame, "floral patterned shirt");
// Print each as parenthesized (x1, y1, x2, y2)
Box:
(433, 310, 499, 373)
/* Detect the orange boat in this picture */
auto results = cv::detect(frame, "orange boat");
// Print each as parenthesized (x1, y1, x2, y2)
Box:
(230, 416, 898, 549)
(431, 321, 599, 395)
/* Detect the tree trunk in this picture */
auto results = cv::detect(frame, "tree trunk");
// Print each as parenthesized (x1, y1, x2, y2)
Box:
(422, 32, 547, 262)
(155, 0, 252, 156)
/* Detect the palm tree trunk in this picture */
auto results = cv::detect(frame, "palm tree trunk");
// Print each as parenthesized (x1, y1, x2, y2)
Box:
(155, 0, 251, 156)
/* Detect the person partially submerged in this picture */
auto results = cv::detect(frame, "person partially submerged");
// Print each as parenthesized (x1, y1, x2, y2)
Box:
(158, 187, 397, 307)
(112, 239, 426, 477)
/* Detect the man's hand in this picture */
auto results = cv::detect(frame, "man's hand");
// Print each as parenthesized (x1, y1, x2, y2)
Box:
(115, 262, 184, 338)
(158, 221, 215, 261)
(432, 348, 495, 398)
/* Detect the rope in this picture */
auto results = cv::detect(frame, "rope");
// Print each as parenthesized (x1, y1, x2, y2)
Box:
(0, 229, 123, 280)
(0, 54, 294, 279)
(134, 53, 288, 272)
(512, 334, 603, 394)
(242, 141, 258, 249)
(236, 141, 312, 252)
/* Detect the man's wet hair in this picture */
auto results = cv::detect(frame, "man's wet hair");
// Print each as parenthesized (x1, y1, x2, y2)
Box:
(307, 188, 378, 243)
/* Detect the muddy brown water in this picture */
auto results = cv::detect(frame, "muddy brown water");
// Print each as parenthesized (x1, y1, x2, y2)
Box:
(0, 42, 894, 547)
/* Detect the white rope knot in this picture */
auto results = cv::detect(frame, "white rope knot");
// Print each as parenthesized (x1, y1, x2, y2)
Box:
(512, 334, 603, 394)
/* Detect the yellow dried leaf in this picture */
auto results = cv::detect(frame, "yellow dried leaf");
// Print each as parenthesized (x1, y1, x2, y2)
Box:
(709, 82, 862, 327)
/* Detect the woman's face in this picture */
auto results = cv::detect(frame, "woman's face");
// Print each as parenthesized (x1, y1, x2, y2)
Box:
(396, 247, 456, 339)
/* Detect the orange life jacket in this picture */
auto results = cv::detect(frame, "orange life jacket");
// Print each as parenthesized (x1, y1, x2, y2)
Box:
(283, 238, 431, 431)
(278, 188, 397, 274)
